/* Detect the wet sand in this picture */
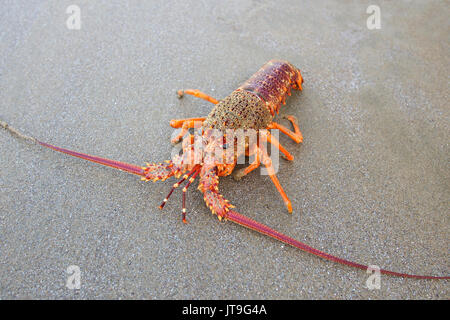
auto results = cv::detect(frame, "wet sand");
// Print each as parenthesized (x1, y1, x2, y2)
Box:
(0, 0, 448, 299)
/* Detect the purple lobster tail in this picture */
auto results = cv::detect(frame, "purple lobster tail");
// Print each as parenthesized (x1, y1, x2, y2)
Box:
(239, 60, 303, 115)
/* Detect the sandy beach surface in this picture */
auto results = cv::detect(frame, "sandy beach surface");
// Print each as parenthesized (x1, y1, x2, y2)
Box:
(1, 0, 448, 299)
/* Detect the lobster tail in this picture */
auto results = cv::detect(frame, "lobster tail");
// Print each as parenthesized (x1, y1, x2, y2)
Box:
(239, 59, 303, 115)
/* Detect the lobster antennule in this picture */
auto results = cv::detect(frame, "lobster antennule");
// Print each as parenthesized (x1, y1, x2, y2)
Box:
(225, 210, 449, 280)
(37, 141, 145, 176)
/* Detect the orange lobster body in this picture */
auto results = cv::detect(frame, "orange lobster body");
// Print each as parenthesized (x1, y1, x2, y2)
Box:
(2, 60, 448, 280)
(162, 60, 305, 216)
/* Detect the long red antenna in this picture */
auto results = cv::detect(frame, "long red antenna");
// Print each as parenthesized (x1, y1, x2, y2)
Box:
(2, 121, 448, 279)
(226, 210, 449, 279)
(37, 140, 145, 176)
(0, 120, 141, 176)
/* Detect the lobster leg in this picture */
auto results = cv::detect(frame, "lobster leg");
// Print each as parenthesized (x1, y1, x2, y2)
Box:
(170, 118, 206, 128)
(177, 89, 219, 105)
(259, 142, 293, 213)
(266, 131, 294, 161)
(268, 115, 303, 143)
(170, 118, 205, 144)
(233, 145, 261, 181)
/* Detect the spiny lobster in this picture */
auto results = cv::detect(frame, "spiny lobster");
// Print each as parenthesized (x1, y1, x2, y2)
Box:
(2, 60, 448, 280)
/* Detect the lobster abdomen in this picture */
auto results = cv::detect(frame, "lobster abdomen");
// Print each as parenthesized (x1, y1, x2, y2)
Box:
(239, 59, 303, 115)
